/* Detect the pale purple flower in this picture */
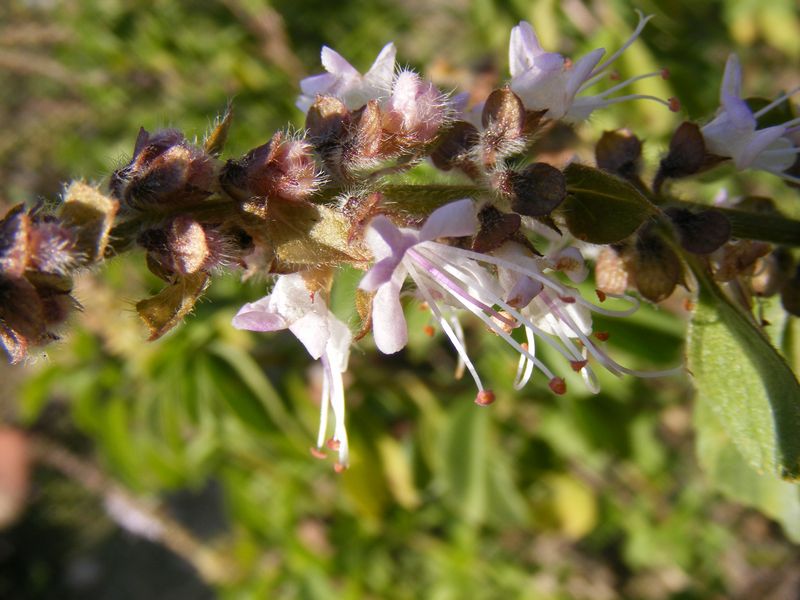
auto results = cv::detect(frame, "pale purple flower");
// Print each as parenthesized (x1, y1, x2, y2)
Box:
(508, 11, 677, 122)
(359, 200, 673, 397)
(491, 242, 673, 393)
(384, 70, 448, 144)
(297, 42, 396, 113)
(232, 272, 351, 467)
(701, 54, 800, 183)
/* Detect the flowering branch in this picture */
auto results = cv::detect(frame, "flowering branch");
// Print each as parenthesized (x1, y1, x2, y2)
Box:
(2, 12, 799, 474)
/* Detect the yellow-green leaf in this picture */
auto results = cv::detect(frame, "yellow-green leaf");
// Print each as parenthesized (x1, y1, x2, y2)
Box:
(136, 272, 210, 341)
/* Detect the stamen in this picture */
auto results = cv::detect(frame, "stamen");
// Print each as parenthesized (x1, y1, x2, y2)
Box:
(420, 260, 573, 379)
(450, 314, 467, 380)
(409, 263, 488, 392)
(586, 70, 667, 97)
(475, 390, 496, 406)
(316, 364, 331, 448)
(589, 11, 654, 78)
(753, 86, 800, 119)
(322, 354, 349, 467)
(418, 249, 582, 368)
(596, 93, 678, 110)
(408, 248, 516, 327)
(549, 377, 567, 395)
(761, 146, 800, 156)
(513, 332, 536, 390)
(594, 331, 610, 341)
(431, 245, 641, 319)
(596, 290, 607, 302)
(579, 347, 601, 393)
(310, 447, 327, 459)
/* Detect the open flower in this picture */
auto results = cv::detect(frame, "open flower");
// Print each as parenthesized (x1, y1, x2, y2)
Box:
(359, 200, 672, 398)
(297, 43, 396, 113)
(508, 11, 677, 122)
(232, 272, 351, 468)
(701, 54, 800, 183)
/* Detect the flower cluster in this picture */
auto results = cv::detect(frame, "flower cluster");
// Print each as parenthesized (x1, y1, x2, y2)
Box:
(2, 12, 797, 472)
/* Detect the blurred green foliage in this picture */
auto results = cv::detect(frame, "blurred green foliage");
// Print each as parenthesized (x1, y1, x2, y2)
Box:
(1, 0, 800, 598)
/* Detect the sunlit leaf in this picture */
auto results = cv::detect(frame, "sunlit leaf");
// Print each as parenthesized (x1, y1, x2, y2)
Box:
(695, 392, 800, 542)
(688, 258, 800, 480)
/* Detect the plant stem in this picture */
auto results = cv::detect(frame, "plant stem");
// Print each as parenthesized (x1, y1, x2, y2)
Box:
(666, 200, 800, 247)
(31, 435, 240, 585)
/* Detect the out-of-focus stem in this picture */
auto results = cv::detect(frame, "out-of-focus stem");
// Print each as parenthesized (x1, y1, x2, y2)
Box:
(31, 435, 239, 585)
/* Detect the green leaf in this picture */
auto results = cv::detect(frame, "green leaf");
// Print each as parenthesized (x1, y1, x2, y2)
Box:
(440, 402, 489, 524)
(207, 341, 306, 443)
(561, 163, 656, 244)
(695, 392, 800, 542)
(687, 258, 800, 480)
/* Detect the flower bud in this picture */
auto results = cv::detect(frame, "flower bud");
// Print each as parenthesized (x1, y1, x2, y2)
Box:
(383, 71, 447, 150)
(479, 87, 526, 167)
(632, 231, 683, 302)
(654, 122, 725, 193)
(430, 121, 480, 177)
(27, 218, 77, 275)
(0, 207, 29, 278)
(502, 162, 567, 217)
(110, 128, 216, 211)
(664, 207, 731, 255)
(221, 131, 320, 205)
(139, 217, 243, 280)
(595, 245, 632, 295)
(471, 206, 521, 253)
(595, 129, 643, 181)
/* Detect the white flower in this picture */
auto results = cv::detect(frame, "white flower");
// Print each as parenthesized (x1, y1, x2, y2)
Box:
(701, 54, 800, 183)
(297, 43, 396, 113)
(508, 11, 677, 122)
(359, 200, 671, 397)
(232, 272, 352, 468)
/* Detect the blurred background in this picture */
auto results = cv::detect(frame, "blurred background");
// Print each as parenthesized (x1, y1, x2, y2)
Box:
(1, 0, 799, 598)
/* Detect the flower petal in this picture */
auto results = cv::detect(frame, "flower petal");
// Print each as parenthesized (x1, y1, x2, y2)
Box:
(325, 315, 352, 372)
(364, 42, 397, 89)
(231, 297, 288, 332)
(736, 125, 788, 169)
(721, 54, 743, 103)
(321, 46, 360, 78)
(419, 199, 478, 241)
(509, 21, 544, 77)
(364, 215, 415, 260)
(372, 269, 409, 354)
(565, 49, 605, 100)
(359, 255, 403, 291)
(290, 310, 331, 360)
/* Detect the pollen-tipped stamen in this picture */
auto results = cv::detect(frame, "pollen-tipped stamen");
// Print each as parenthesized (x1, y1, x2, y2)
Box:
(409, 262, 489, 393)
